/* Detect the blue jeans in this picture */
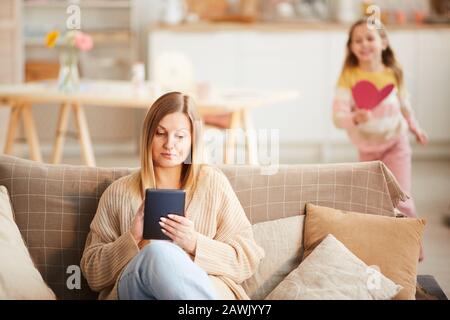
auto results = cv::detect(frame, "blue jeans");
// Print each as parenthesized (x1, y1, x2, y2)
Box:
(118, 241, 217, 300)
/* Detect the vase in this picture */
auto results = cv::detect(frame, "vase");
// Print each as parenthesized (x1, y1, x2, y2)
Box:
(57, 50, 80, 93)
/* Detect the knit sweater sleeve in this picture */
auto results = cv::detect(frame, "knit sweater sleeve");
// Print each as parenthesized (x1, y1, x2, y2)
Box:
(333, 71, 356, 130)
(398, 89, 421, 135)
(80, 180, 139, 292)
(194, 168, 265, 284)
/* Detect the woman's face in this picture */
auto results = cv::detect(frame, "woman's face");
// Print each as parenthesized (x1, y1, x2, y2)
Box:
(350, 24, 386, 65)
(151, 112, 192, 168)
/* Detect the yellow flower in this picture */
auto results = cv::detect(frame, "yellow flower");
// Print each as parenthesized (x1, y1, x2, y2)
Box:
(46, 31, 59, 48)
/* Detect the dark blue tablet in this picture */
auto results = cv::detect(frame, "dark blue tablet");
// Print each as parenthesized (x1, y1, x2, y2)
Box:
(143, 189, 186, 240)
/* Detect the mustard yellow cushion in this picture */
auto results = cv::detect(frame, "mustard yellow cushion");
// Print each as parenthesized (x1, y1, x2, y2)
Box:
(0, 186, 55, 300)
(303, 203, 425, 300)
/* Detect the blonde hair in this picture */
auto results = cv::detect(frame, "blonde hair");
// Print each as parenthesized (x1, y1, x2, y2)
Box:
(342, 19, 404, 90)
(140, 92, 202, 201)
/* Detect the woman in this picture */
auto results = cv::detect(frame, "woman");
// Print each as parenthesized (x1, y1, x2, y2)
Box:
(80, 92, 264, 300)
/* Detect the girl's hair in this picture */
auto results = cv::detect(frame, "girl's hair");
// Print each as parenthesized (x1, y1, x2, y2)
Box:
(140, 92, 202, 200)
(343, 19, 404, 89)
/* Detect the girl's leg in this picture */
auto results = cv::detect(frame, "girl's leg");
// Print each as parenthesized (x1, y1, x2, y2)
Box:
(118, 241, 218, 300)
(358, 138, 416, 217)
(381, 136, 417, 218)
(358, 150, 382, 162)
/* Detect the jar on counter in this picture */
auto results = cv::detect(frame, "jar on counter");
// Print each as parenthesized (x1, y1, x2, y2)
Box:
(331, 0, 360, 23)
(361, 0, 374, 17)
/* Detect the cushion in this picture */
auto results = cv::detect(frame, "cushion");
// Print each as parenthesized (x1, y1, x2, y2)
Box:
(0, 186, 56, 300)
(243, 215, 304, 299)
(303, 203, 426, 300)
(266, 234, 402, 300)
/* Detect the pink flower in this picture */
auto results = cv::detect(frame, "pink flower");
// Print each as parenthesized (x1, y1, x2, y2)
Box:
(74, 32, 94, 51)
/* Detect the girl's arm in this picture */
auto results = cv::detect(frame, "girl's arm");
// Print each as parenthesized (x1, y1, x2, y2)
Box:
(399, 91, 428, 145)
(399, 91, 419, 134)
(332, 87, 357, 129)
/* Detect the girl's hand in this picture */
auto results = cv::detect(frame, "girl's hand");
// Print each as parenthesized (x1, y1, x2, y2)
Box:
(353, 109, 370, 125)
(415, 129, 429, 146)
(159, 214, 198, 255)
(131, 201, 145, 246)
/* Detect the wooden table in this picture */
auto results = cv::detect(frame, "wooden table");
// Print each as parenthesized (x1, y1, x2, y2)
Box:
(0, 80, 299, 166)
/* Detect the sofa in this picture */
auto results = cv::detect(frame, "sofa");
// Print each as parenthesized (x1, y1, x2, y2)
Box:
(0, 154, 446, 300)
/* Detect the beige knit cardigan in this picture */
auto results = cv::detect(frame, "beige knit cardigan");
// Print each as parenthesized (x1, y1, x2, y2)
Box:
(80, 165, 265, 300)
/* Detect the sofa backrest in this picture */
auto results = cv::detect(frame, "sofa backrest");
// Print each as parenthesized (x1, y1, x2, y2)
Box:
(0, 155, 405, 300)
(219, 163, 405, 223)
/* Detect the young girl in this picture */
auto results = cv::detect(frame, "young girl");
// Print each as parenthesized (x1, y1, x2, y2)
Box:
(332, 19, 427, 259)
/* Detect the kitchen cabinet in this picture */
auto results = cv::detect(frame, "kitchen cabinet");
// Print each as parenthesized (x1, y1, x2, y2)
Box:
(238, 32, 329, 142)
(388, 30, 450, 142)
(417, 30, 450, 141)
(148, 24, 450, 162)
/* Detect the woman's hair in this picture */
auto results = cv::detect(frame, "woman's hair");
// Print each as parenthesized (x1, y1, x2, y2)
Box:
(342, 18, 404, 89)
(140, 92, 202, 199)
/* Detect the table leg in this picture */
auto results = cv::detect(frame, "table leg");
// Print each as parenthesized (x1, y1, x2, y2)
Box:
(4, 102, 22, 155)
(225, 110, 242, 165)
(51, 103, 71, 164)
(21, 104, 43, 162)
(241, 108, 258, 165)
(72, 102, 96, 167)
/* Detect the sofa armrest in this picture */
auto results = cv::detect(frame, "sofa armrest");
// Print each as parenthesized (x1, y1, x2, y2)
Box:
(416, 275, 448, 300)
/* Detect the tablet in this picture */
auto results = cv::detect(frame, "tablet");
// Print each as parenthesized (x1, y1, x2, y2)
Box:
(143, 189, 186, 240)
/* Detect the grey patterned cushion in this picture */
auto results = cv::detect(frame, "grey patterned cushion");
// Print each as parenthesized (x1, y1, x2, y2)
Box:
(243, 215, 304, 300)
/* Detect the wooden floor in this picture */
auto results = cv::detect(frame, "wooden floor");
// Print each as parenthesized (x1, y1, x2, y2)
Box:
(63, 155, 450, 298)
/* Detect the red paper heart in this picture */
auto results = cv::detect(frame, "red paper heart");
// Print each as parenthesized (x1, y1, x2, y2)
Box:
(352, 80, 395, 110)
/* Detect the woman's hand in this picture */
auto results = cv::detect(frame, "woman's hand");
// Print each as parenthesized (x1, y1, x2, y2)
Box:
(131, 201, 145, 246)
(415, 129, 429, 146)
(353, 109, 370, 125)
(159, 214, 198, 255)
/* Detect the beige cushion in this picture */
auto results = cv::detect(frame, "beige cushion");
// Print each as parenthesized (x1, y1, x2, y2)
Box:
(303, 203, 425, 300)
(0, 186, 55, 300)
(243, 215, 304, 299)
(266, 234, 402, 300)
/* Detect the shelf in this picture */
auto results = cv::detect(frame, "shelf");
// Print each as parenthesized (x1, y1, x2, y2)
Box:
(24, 0, 131, 9)
(150, 21, 450, 32)
(25, 30, 132, 47)
(90, 30, 132, 43)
